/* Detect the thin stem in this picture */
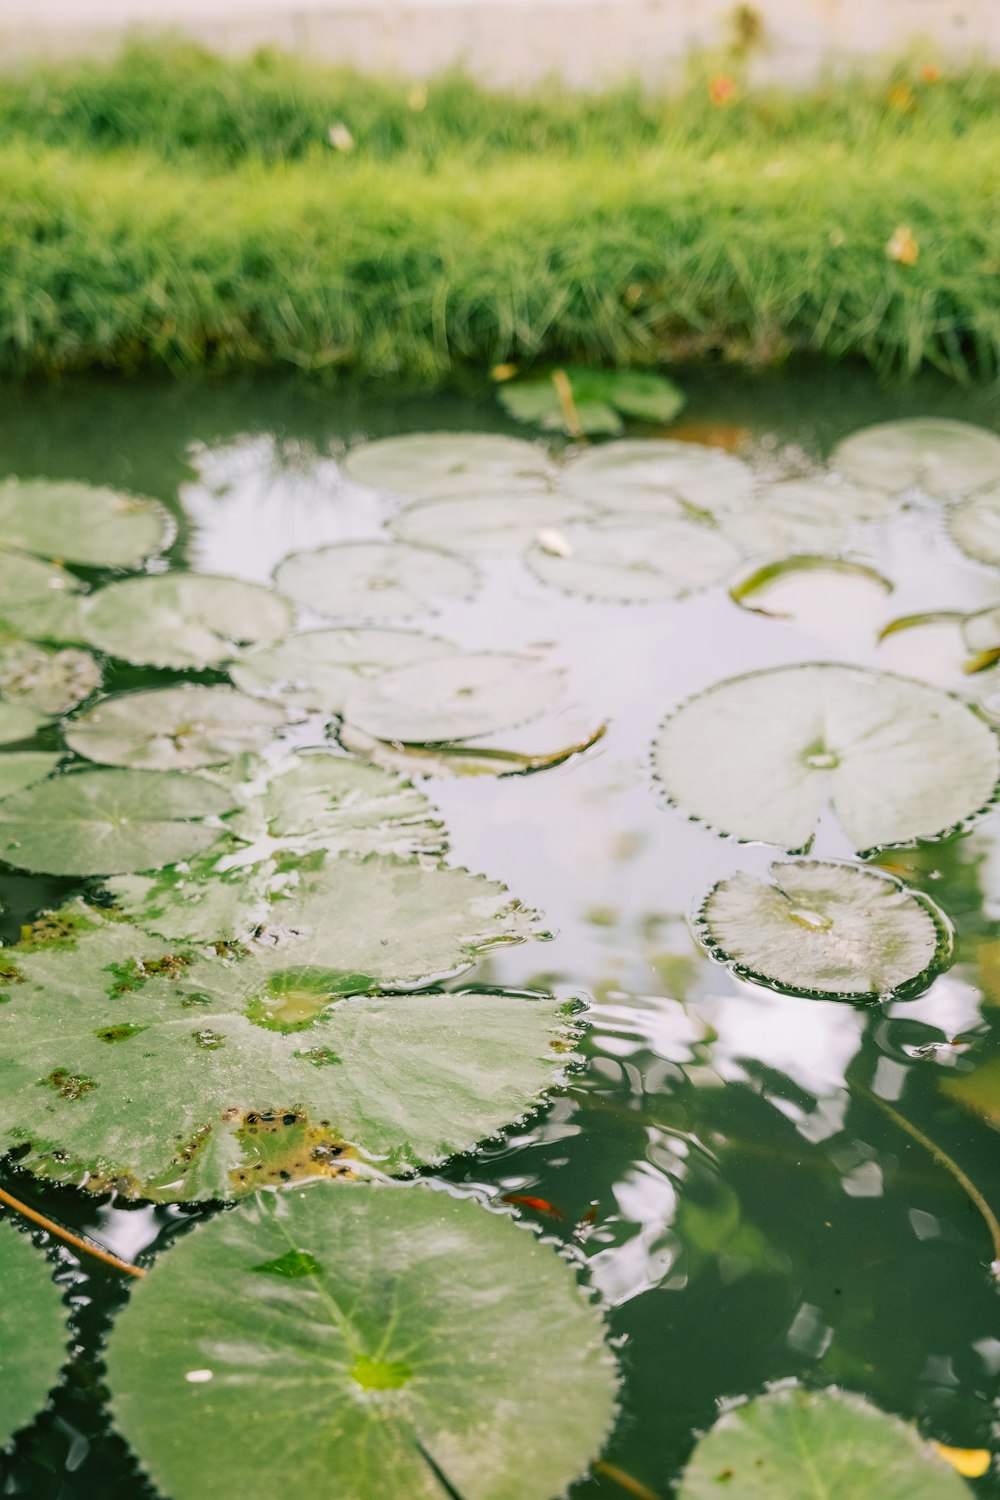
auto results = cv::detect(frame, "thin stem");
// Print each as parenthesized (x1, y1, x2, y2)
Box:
(0, 1185, 146, 1278)
(551, 368, 584, 438)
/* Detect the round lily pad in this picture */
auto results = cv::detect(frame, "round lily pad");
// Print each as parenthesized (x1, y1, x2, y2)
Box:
(0, 892, 564, 1199)
(0, 702, 43, 746)
(0, 753, 61, 802)
(527, 515, 740, 603)
(562, 440, 753, 514)
(65, 685, 290, 771)
(722, 479, 895, 556)
(0, 1219, 68, 1448)
(0, 553, 87, 641)
(676, 1386, 969, 1499)
(0, 478, 173, 568)
(695, 860, 952, 1002)
(391, 493, 588, 557)
(229, 628, 454, 713)
(652, 664, 1000, 853)
(947, 488, 1000, 567)
(275, 542, 477, 622)
(78, 573, 294, 670)
(0, 640, 102, 715)
(832, 418, 1000, 498)
(343, 653, 564, 744)
(107, 1184, 617, 1500)
(343, 431, 554, 498)
(0, 769, 234, 875)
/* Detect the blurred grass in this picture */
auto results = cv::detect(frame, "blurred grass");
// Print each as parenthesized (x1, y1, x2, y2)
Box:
(0, 44, 998, 381)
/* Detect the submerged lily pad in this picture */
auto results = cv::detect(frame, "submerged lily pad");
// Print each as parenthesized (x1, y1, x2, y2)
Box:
(275, 542, 477, 622)
(948, 489, 1000, 567)
(0, 640, 102, 715)
(832, 418, 1000, 498)
(562, 440, 753, 514)
(0, 479, 173, 568)
(65, 685, 290, 771)
(676, 1386, 969, 1499)
(0, 769, 234, 875)
(107, 1185, 617, 1500)
(499, 366, 685, 436)
(0, 753, 62, 802)
(78, 573, 294, 670)
(0, 702, 43, 745)
(343, 653, 564, 744)
(229, 628, 453, 712)
(653, 664, 1000, 853)
(0, 1220, 68, 1448)
(723, 479, 895, 555)
(0, 897, 565, 1199)
(391, 493, 588, 557)
(527, 515, 740, 602)
(343, 431, 554, 498)
(0, 554, 88, 640)
(696, 860, 951, 1001)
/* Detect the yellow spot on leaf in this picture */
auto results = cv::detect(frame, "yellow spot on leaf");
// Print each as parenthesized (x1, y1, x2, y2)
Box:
(934, 1444, 991, 1479)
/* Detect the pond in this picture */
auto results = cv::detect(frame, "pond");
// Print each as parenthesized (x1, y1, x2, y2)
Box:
(1, 365, 1000, 1499)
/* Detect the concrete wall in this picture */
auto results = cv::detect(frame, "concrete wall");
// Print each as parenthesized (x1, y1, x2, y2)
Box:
(0, 0, 995, 87)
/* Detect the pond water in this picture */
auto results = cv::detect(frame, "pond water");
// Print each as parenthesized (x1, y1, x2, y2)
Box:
(2, 365, 1000, 1498)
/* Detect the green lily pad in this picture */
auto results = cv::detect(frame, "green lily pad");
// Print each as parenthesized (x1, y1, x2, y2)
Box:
(0, 895, 565, 1199)
(0, 753, 62, 802)
(229, 628, 454, 712)
(722, 479, 895, 555)
(676, 1386, 969, 1499)
(391, 494, 588, 557)
(562, 440, 753, 514)
(0, 702, 44, 745)
(832, 418, 1000, 498)
(275, 542, 477, 622)
(0, 554, 88, 640)
(343, 653, 564, 744)
(0, 640, 102, 715)
(343, 432, 554, 498)
(0, 769, 234, 875)
(652, 665, 1000, 853)
(695, 860, 951, 1002)
(78, 573, 294, 670)
(0, 1219, 68, 1448)
(527, 515, 740, 603)
(499, 366, 685, 436)
(65, 685, 291, 771)
(107, 1184, 617, 1500)
(0, 479, 173, 568)
(948, 489, 1000, 567)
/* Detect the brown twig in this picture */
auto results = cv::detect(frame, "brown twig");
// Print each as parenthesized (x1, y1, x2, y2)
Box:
(551, 368, 584, 438)
(0, 1185, 146, 1278)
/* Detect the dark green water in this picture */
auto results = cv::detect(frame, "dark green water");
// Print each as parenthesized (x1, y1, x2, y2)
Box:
(2, 365, 1000, 1498)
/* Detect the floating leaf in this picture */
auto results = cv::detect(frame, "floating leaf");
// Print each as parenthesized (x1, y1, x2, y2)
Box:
(652, 664, 1000, 852)
(0, 753, 61, 802)
(0, 899, 565, 1199)
(343, 432, 554, 498)
(275, 542, 477, 622)
(728, 556, 893, 640)
(65, 685, 290, 771)
(343, 653, 564, 743)
(391, 494, 588, 557)
(527, 515, 740, 603)
(78, 573, 294, 670)
(499, 366, 685, 436)
(0, 639, 101, 715)
(948, 489, 1000, 567)
(0, 769, 234, 875)
(0, 1219, 68, 1447)
(722, 479, 894, 555)
(107, 1185, 617, 1500)
(0, 702, 43, 745)
(0, 479, 173, 568)
(962, 608, 1000, 656)
(562, 440, 753, 514)
(832, 419, 1000, 498)
(337, 720, 606, 780)
(695, 860, 951, 1001)
(229, 628, 453, 712)
(676, 1387, 969, 1498)
(0, 553, 87, 640)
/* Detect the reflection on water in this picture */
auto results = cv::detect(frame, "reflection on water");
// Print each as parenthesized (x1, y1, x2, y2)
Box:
(2, 366, 1000, 1496)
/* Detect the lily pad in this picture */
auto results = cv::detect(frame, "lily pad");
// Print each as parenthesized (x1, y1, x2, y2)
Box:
(275, 542, 477, 622)
(0, 897, 565, 1199)
(562, 440, 753, 514)
(107, 1185, 617, 1500)
(0, 753, 61, 802)
(652, 664, 1000, 853)
(229, 628, 453, 712)
(0, 702, 44, 745)
(0, 640, 102, 715)
(0, 1219, 68, 1448)
(337, 720, 606, 780)
(65, 686, 290, 771)
(676, 1386, 969, 1499)
(391, 494, 588, 557)
(343, 653, 564, 744)
(527, 515, 740, 603)
(78, 573, 294, 670)
(0, 553, 88, 640)
(0, 769, 234, 875)
(722, 479, 895, 555)
(949, 490, 1000, 567)
(0, 479, 173, 568)
(728, 556, 894, 639)
(498, 366, 685, 436)
(832, 418, 1000, 498)
(695, 860, 951, 1002)
(343, 431, 554, 498)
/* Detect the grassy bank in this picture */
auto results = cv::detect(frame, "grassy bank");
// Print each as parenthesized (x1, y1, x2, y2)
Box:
(1, 46, 999, 381)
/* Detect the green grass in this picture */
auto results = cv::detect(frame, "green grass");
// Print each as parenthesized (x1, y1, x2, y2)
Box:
(0, 44, 999, 381)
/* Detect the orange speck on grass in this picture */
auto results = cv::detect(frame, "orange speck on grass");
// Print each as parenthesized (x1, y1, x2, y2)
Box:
(709, 75, 736, 106)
